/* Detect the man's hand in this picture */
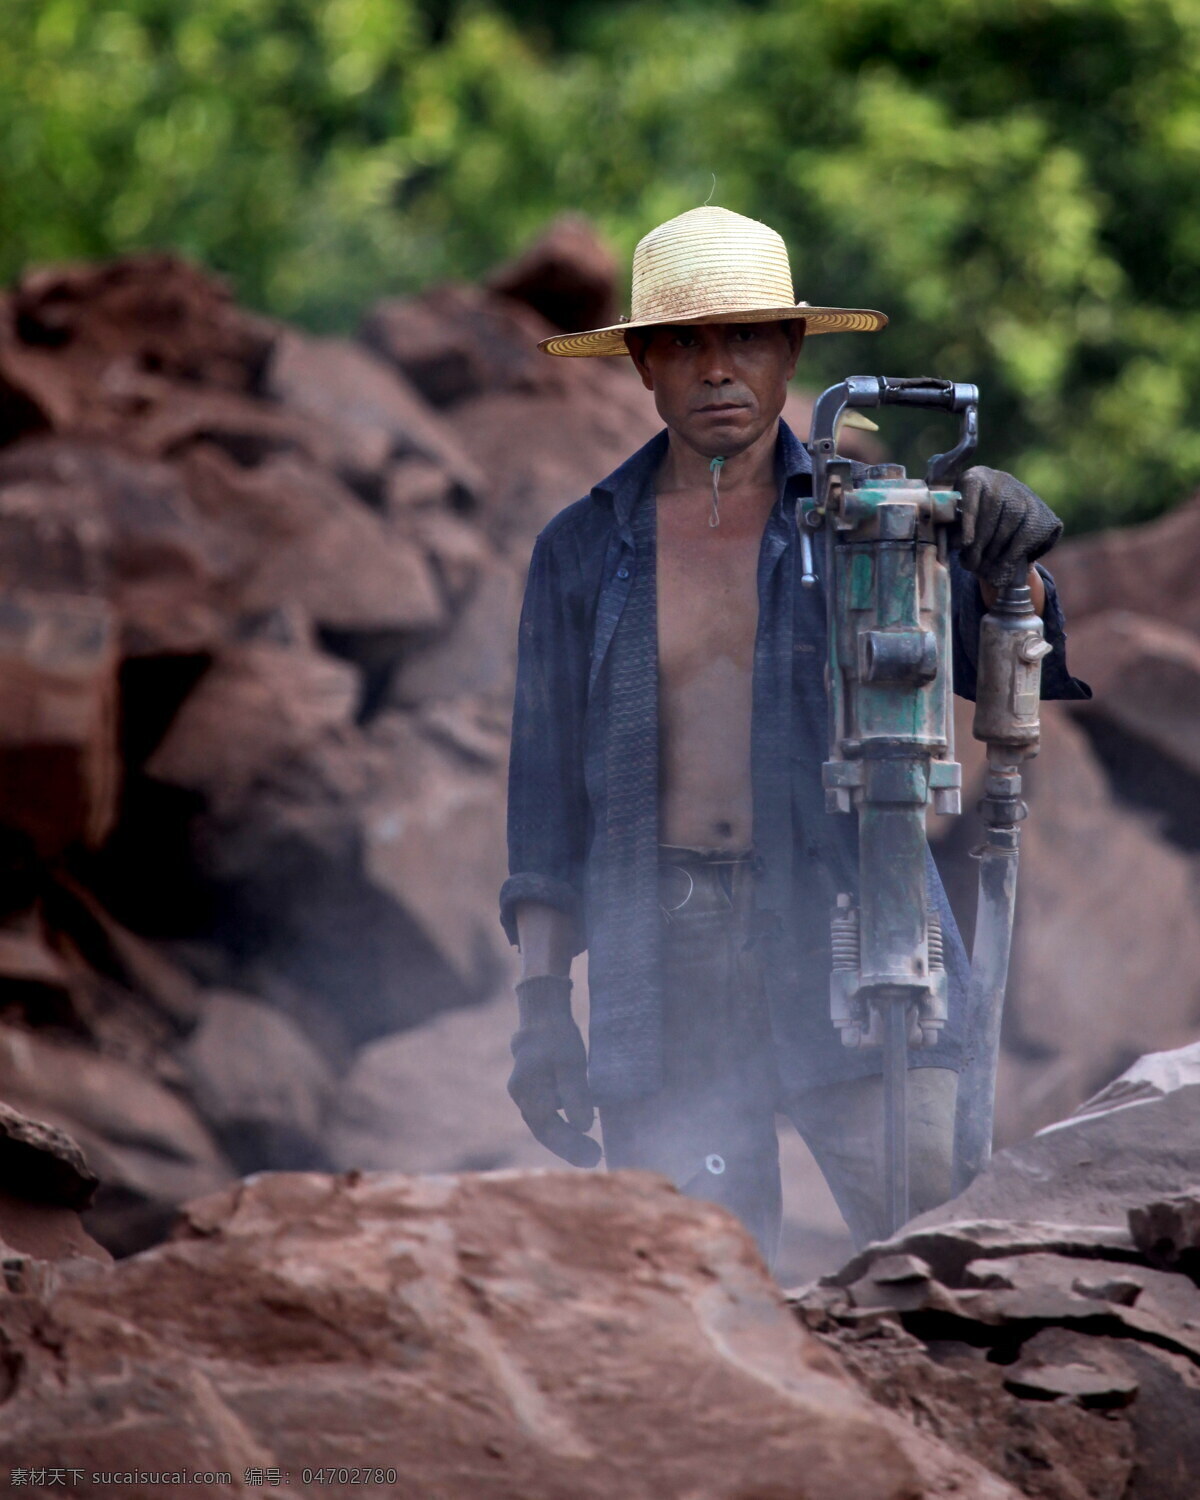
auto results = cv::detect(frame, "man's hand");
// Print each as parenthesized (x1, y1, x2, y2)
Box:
(508, 975, 602, 1168)
(956, 466, 1063, 589)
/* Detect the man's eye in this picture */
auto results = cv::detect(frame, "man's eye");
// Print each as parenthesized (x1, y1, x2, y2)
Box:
(734, 327, 759, 340)
(673, 332, 698, 347)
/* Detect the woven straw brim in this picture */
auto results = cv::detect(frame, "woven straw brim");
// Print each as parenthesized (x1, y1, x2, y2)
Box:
(539, 304, 887, 357)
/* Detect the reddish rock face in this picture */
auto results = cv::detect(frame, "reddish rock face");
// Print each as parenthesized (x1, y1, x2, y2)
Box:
(0, 1168, 1016, 1499)
(1050, 490, 1200, 635)
(996, 712, 1200, 1139)
(486, 213, 621, 335)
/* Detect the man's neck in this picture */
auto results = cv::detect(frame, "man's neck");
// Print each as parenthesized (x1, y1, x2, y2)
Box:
(654, 418, 780, 495)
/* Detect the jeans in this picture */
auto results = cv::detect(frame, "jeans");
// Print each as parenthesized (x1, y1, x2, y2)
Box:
(598, 847, 957, 1267)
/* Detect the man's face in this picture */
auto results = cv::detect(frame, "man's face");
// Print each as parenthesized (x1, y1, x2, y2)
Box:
(627, 320, 804, 460)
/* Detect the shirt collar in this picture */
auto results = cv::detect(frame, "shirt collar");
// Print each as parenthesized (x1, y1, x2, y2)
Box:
(589, 418, 813, 528)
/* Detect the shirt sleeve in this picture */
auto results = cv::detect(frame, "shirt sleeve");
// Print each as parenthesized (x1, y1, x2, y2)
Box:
(499, 528, 591, 953)
(950, 554, 1092, 704)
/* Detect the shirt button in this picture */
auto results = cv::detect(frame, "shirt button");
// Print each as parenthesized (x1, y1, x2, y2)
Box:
(616, 567, 630, 580)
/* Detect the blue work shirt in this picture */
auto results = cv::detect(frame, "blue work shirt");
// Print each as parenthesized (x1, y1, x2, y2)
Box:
(500, 421, 1090, 1106)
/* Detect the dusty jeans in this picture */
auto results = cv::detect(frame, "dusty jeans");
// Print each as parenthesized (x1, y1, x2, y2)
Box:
(599, 847, 957, 1267)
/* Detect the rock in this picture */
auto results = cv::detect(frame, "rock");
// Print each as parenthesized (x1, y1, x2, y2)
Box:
(448, 363, 662, 544)
(383, 452, 464, 512)
(266, 329, 483, 501)
(360, 281, 560, 408)
(1066, 609, 1200, 846)
(357, 712, 511, 993)
(1069, 610, 1200, 775)
(1128, 1190, 1200, 1275)
(0, 1099, 97, 1210)
(183, 445, 445, 636)
(46, 873, 204, 1030)
(145, 637, 360, 819)
(0, 908, 76, 1024)
(10, 253, 276, 395)
(397, 503, 490, 607)
(390, 555, 523, 705)
(0, 589, 118, 856)
(175, 991, 335, 1172)
(1066, 1038, 1200, 1123)
(1049, 489, 1200, 633)
(194, 712, 509, 1043)
(0, 1023, 232, 1256)
(0, 1169, 1019, 1498)
(0, 436, 225, 655)
(994, 712, 1200, 1141)
(1002, 1359, 1138, 1408)
(0, 1102, 110, 1265)
(793, 1174, 1200, 1499)
(921, 1084, 1200, 1234)
(0, 1189, 112, 1267)
(825, 1222, 1142, 1297)
(487, 214, 620, 334)
(798, 1311, 1137, 1499)
(325, 990, 548, 1177)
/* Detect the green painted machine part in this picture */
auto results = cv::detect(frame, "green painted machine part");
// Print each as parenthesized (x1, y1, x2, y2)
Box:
(804, 377, 1050, 1237)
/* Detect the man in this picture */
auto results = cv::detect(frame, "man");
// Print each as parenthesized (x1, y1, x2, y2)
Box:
(499, 206, 1088, 1263)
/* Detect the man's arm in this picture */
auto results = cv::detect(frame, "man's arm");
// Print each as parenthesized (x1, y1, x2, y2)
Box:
(514, 901, 576, 979)
(501, 525, 600, 1168)
(499, 527, 590, 952)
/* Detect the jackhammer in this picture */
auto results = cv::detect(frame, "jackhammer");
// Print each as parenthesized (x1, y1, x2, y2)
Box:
(802, 377, 1052, 1237)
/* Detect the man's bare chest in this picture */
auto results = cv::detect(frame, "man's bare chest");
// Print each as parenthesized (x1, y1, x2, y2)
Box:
(655, 490, 772, 679)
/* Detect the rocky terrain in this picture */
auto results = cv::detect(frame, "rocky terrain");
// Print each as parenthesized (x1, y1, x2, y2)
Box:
(0, 219, 1197, 1492)
(0, 217, 1193, 1275)
(0, 1042, 1197, 1497)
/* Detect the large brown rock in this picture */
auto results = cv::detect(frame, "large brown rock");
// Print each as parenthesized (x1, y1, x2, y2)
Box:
(0, 1169, 1017, 1498)
(1065, 608, 1200, 846)
(993, 712, 1200, 1139)
(917, 1083, 1200, 1234)
(145, 636, 360, 819)
(266, 328, 484, 500)
(1049, 490, 1200, 632)
(183, 445, 445, 636)
(361, 280, 562, 408)
(0, 1102, 110, 1265)
(194, 709, 510, 1043)
(0, 437, 226, 655)
(390, 555, 523, 706)
(362, 280, 663, 545)
(9, 254, 276, 395)
(0, 589, 119, 855)
(0, 255, 277, 460)
(794, 1074, 1200, 1500)
(0, 1024, 232, 1255)
(486, 214, 620, 334)
(1068, 610, 1200, 774)
(175, 990, 336, 1172)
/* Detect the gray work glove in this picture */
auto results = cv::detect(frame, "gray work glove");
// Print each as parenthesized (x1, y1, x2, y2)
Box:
(508, 975, 601, 1168)
(956, 466, 1063, 589)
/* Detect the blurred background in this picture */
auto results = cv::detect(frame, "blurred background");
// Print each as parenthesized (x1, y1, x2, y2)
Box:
(0, 0, 1198, 1282)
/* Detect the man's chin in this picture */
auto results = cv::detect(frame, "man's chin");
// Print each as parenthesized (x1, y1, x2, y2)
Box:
(681, 418, 762, 458)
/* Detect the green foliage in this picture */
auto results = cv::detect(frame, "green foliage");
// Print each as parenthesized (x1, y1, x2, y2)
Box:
(3, 0, 1200, 526)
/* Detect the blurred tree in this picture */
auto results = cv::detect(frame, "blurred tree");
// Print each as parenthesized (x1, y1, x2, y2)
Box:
(1, 0, 1199, 525)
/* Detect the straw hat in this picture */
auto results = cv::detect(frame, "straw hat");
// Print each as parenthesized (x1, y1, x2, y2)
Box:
(539, 205, 887, 357)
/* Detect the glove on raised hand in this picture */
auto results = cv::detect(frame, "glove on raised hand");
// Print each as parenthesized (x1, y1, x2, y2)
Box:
(956, 466, 1063, 589)
(508, 975, 601, 1168)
